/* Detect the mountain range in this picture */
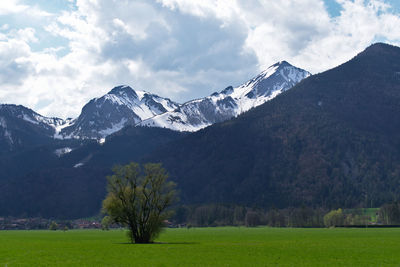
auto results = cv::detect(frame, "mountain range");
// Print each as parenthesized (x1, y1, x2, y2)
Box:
(140, 61, 309, 131)
(1, 43, 399, 219)
(0, 61, 309, 151)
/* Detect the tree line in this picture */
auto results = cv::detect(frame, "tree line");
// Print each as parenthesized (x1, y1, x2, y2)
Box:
(171, 203, 400, 228)
(172, 204, 327, 228)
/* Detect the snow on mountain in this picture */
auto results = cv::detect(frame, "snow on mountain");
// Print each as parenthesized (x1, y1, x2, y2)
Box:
(0, 104, 69, 151)
(139, 61, 311, 132)
(58, 85, 179, 139)
(0, 115, 13, 145)
(0, 61, 310, 146)
(0, 104, 67, 130)
(54, 147, 73, 157)
(0, 104, 67, 133)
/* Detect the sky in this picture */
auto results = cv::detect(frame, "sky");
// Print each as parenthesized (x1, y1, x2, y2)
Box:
(0, 0, 400, 118)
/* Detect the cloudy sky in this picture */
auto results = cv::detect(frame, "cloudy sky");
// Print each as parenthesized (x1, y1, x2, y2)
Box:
(1, 0, 400, 118)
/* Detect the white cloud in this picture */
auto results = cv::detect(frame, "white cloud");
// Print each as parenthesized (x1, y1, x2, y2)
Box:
(2, 0, 255, 118)
(0, 0, 400, 118)
(159, 0, 400, 73)
(0, 0, 28, 15)
(158, 0, 241, 23)
(0, 0, 52, 17)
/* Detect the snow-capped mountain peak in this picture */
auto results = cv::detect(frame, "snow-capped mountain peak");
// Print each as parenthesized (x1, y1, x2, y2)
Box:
(0, 104, 67, 130)
(139, 61, 310, 132)
(58, 85, 179, 139)
(0, 104, 69, 151)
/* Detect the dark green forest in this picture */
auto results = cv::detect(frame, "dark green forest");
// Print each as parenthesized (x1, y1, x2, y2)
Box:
(0, 127, 185, 218)
(145, 43, 400, 210)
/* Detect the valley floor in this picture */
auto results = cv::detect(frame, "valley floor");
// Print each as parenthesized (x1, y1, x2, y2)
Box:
(0, 227, 399, 266)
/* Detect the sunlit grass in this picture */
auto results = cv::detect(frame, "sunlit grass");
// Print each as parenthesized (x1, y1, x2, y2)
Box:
(1, 227, 400, 266)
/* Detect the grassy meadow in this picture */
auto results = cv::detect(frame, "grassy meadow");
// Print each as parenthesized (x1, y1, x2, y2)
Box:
(1, 227, 400, 266)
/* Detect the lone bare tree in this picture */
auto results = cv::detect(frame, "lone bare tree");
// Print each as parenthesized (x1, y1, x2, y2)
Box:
(102, 162, 177, 243)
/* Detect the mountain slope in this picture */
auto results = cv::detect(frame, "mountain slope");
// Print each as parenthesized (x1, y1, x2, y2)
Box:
(0, 126, 186, 218)
(140, 61, 310, 131)
(0, 104, 69, 154)
(144, 43, 400, 208)
(58, 85, 179, 139)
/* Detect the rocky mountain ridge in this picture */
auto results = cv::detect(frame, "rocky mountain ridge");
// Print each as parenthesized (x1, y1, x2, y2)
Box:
(1, 62, 309, 146)
(140, 61, 310, 131)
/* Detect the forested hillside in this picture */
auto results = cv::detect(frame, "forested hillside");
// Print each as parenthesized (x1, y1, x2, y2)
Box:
(0, 127, 185, 218)
(145, 43, 400, 209)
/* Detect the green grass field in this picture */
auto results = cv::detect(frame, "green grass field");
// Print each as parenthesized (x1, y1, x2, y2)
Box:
(1, 227, 400, 266)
